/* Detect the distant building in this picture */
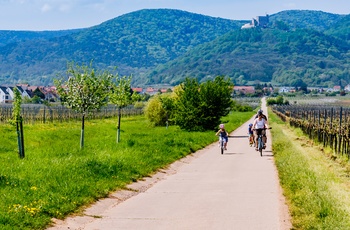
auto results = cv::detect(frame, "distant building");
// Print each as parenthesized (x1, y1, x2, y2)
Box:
(333, 85, 341, 91)
(132, 87, 143, 94)
(234, 86, 255, 95)
(241, 14, 269, 29)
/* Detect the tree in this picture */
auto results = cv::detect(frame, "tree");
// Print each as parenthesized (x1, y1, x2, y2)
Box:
(144, 93, 175, 127)
(55, 62, 113, 149)
(109, 76, 132, 143)
(144, 95, 166, 126)
(174, 76, 233, 131)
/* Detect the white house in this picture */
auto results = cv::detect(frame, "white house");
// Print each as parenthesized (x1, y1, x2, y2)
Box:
(16, 85, 32, 99)
(0, 85, 33, 103)
(0, 86, 11, 103)
(6, 86, 15, 102)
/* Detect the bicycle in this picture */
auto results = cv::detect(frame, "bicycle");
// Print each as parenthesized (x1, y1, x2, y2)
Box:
(219, 137, 225, 154)
(255, 128, 271, 156)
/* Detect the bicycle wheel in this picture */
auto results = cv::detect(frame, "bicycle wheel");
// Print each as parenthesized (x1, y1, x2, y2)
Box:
(220, 140, 224, 155)
(258, 136, 263, 156)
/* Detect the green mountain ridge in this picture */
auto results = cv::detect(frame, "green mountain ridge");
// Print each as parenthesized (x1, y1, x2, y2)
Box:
(0, 9, 348, 87)
(146, 27, 349, 87)
(0, 9, 241, 85)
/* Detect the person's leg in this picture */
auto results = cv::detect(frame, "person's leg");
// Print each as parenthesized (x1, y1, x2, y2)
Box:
(262, 130, 266, 147)
(224, 137, 228, 150)
(255, 130, 259, 150)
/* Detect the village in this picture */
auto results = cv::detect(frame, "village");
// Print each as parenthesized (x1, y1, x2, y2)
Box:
(0, 84, 348, 104)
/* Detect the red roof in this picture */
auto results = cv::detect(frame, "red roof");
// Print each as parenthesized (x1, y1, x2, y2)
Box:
(132, 87, 143, 93)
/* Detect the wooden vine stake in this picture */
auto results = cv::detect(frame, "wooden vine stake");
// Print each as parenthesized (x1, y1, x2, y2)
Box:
(11, 88, 25, 158)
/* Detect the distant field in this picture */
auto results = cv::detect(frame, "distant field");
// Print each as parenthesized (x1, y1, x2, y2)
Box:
(284, 95, 350, 106)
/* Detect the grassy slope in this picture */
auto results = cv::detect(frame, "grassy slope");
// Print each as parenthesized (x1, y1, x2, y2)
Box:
(269, 109, 350, 229)
(0, 111, 253, 230)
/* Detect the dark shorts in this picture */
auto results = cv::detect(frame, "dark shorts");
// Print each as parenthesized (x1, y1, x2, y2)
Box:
(255, 129, 266, 136)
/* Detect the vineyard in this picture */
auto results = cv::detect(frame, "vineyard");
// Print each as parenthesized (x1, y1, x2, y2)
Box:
(0, 104, 143, 124)
(272, 104, 350, 156)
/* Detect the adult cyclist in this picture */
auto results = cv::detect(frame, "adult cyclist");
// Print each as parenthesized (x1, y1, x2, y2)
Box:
(254, 109, 268, 145)
(252, 111, 269, 151)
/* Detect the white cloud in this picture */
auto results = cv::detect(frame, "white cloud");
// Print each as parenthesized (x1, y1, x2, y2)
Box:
(41, 3, 52, 12)
(59, 3, 72, 12)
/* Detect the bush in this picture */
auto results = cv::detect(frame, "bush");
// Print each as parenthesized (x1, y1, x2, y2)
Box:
(144, 93, 175, 126)
(174, 76, 233, 131)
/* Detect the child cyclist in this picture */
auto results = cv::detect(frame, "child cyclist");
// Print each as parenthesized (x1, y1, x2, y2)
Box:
(216, 124, 228, 150)
(248, 123, 254, 147)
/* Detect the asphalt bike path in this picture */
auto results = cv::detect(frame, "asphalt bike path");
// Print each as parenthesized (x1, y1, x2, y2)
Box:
(49, 103, 292, 230)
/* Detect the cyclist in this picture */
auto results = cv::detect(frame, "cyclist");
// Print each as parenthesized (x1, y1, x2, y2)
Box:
(248, 123, 254, 147)
(254, 109, 268, 144)
(252, 111, 269, 151)
(216, 124, 228, 150)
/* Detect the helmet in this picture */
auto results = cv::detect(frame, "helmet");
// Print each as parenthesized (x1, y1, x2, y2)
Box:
(219, 124, 224, 129)
(249, 123, 253, 127)
(258, 109, 263, 114)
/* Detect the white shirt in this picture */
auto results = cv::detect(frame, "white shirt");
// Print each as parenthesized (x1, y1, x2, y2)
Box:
(254, 118, 266, 129)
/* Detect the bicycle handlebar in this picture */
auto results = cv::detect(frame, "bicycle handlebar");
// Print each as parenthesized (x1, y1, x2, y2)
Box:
(253, 127, 272, 130)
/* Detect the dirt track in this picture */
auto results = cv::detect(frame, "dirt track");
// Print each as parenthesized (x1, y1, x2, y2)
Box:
(48, 99, 292, 230)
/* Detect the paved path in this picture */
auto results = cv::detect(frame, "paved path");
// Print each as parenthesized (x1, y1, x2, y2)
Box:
(49, 101, 292, 230)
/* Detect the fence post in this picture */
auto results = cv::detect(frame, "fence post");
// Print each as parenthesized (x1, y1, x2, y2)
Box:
(339, 107, 342, 154)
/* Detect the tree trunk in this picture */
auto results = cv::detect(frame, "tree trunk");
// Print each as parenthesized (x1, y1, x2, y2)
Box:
(19, 119, 25, 158)
(80, 114, 85, 149)
(16, 122, 22, 158)
(117, 107, 121, 143)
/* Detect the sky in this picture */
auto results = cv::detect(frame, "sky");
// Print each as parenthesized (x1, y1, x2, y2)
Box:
(1, 0, 349, 31)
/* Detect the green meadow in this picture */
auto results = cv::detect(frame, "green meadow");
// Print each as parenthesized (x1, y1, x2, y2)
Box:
(0, 111, 253, 230)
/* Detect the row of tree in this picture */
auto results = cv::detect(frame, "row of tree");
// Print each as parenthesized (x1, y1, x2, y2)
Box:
(54, 62, 137, 148)
(11, 63, 238, 157)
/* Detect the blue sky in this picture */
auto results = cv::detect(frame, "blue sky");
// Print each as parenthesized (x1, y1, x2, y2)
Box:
(1, 0, 349, 31)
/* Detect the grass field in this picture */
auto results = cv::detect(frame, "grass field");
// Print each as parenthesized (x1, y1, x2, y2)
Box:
(269, 109, 350, 229)
(0, 111, 254, 230)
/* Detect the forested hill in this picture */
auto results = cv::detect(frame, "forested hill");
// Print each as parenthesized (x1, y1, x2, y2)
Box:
(144, 26, 350, 87)
(0, 9, 241, 85)
(0, 9, 348, 87)
(0, 29, 82, 47)
(268, 10, 346, 32)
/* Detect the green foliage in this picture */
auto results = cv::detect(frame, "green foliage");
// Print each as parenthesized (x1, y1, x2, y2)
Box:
(231, 100, 254, 112)
(55, 62, 112, 115)
(10, 88, 22, 124)
(269, 10, 345, 32)
(0, 10, 347, 87)
(109, 76, 132, 109)
(54, 62, 113, 148)
(174, 76, 233, 131)
(144, 95, 166, 126)
(32, 88, 45, 100)
(144, 93, 175, 126)
(266, 95, 289, 105)
(150, 26, 350, 87)
(0, 9, 240, 86)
